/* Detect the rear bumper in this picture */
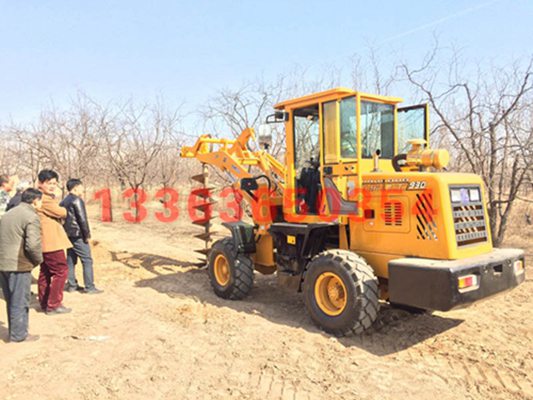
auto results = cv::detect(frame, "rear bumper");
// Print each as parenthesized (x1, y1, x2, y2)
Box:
(388, 248, 525, 311)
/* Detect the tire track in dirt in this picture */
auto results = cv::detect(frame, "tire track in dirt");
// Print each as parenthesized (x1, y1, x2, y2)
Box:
(384, 334, 532, 398)
(3, 219, 525, 400)
(117, 243, 533, 399)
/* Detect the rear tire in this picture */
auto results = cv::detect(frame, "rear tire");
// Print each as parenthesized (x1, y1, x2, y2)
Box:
(208, 238, 254, 300)
(303, 250, 379, 336)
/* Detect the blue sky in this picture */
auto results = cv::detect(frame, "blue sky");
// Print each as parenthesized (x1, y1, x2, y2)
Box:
(0, 0, 531, 125)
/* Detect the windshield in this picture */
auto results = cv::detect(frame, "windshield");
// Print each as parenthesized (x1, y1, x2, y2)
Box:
(361, 101, 394, 159)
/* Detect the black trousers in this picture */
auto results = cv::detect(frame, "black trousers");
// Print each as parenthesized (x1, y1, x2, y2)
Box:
(0, 271, 32, 342)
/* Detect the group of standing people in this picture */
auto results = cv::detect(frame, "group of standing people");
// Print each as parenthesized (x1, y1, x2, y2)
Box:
(0, 169, 102, 343)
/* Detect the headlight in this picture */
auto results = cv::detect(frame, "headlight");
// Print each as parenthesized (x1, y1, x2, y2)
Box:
(451, 189, 462, 203)
(469, 188, 480, 202)
(451, 187, 479, 204)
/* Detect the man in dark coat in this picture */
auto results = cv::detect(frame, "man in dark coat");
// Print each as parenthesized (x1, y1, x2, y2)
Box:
(0, 174, 14, 219)
(60, 179, 102, 294)
(6, 181, 31, 212)
(0, 189, 43, 342)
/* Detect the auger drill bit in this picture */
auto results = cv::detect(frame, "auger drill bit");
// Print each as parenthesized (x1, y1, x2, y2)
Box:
(190, 163, 216, 267)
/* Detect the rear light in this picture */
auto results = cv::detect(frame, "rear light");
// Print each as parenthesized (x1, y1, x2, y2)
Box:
(458, 274, 479, 292)
(514, 260, 524, 275)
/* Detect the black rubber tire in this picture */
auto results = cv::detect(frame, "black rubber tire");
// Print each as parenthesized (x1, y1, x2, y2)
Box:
(208, 238, 254, 300)
(303, 250, 379, 336)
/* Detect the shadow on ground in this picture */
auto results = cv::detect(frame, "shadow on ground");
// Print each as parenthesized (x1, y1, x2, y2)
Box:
(116, 251, 463, 356)
(110, 250, 200, 273)
(0, 321, 8, 342)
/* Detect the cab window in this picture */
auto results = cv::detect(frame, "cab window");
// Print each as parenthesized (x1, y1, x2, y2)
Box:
(340, 97, 357, 158)
(293, 105, 319, 174)
(293, 104, 320, 215)
(322, 101, 338, 164)
(397, 104, 427, 153)
(361, 101, 394, 159)
(323, 96, 357, 162)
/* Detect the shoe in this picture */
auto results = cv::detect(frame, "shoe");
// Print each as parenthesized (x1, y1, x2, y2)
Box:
(10, 334, 40, 343)
(46, 306, 72, 315)
(65, 285, 84, 293)
(24, 334, 40, 342)
(83, 288, 104, 294)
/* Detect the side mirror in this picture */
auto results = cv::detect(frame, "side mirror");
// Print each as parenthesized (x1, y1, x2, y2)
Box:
(258, 124, 273, 150)
(265, 111, 289, 123)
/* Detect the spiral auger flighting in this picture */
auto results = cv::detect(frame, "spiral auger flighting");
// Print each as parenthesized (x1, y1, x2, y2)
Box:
(190, 163, 217, 268)
(180, 128, 286, 269)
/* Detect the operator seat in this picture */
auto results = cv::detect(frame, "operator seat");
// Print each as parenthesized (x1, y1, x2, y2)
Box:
(323, 177, 358, 215)
(298, 166, 321, 214)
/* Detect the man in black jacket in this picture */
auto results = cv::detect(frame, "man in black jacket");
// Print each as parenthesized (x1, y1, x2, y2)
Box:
(6, 181, 31, 212)
(60, 179, 102, 294)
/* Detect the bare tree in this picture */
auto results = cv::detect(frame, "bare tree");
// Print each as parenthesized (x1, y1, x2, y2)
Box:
(200, 69, 347, 162)
(349, 48, 398, 95)
(401, 46, 533, 246)
(0, 129, 25, 177)
(153, 143, 184, 188)
(8, 92, 106, 189)
(200, 78, 284, 155)
(102, 100, 182, 221)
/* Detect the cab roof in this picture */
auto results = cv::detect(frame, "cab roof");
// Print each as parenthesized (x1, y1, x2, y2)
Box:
(274, 87, 403, 110)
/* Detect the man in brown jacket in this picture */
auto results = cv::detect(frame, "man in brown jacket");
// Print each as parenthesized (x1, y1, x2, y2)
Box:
(37, 170, 73, 315)
(0, 189, 43, 342)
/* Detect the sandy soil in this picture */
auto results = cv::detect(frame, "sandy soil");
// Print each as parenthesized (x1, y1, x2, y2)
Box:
(0, 202, 532, 400)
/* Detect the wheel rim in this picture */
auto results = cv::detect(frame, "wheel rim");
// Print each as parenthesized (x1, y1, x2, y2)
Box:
(314, 272, 347, 316)
(214, 254, 230, 286)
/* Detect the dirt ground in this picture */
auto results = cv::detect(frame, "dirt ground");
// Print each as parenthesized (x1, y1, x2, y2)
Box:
(1, 200, 532, 400)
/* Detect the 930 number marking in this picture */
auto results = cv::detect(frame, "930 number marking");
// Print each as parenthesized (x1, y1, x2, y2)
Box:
(407, 181, 427, 190)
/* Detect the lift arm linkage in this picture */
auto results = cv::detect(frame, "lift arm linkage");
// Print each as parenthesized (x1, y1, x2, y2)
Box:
(180, 128, 286, 193)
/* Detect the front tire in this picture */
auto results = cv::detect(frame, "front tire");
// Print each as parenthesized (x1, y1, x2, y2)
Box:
(208, 238, 254, 300)
(303, 250, 379, 336)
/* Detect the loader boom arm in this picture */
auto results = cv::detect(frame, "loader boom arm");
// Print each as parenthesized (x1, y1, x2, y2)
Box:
(180, 128, 286, 193)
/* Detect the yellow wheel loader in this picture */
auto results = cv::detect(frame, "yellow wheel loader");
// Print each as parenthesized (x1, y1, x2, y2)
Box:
(181, 88, 525, 336)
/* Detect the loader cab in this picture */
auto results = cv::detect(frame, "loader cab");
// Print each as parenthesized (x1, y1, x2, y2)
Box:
(273, 88, 429, 222)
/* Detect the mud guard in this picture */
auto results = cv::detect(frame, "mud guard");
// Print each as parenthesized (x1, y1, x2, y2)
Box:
(221, 221, 256, 254)
(269, 222, 338, 291)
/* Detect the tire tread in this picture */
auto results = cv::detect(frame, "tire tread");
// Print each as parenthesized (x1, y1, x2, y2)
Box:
(304, 249, 379, 336)
(209, 238, 254, 300)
